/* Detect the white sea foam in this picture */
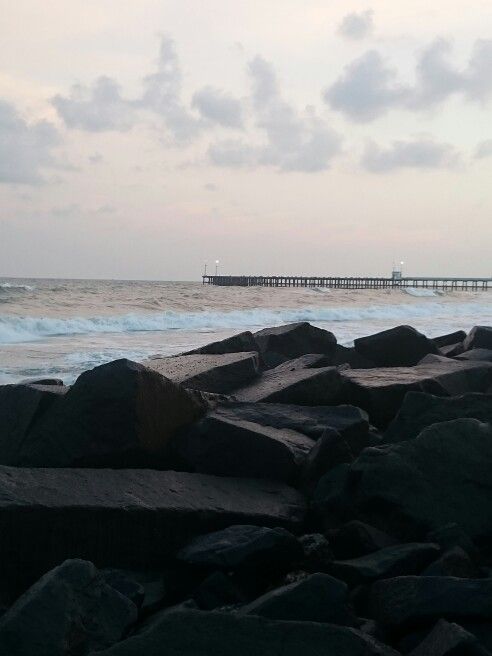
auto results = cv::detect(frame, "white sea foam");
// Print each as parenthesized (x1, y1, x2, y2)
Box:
(0, 282, 35, 291)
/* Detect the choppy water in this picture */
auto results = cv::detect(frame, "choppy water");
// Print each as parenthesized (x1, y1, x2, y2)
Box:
(1, 278, 491, 384)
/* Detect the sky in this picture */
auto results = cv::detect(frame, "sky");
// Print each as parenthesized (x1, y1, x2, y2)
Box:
(0, 0, 491, 280)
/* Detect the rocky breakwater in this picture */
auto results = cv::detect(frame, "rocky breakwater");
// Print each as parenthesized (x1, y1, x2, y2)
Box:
(0, 321, 491, 655)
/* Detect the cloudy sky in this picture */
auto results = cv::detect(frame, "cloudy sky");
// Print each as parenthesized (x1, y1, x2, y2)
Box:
(1, 0, 491, 279)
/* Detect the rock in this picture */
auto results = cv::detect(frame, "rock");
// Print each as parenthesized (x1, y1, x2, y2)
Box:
(369, 576, 492, 629)
(193, 571, 243, 610)
(464, 326, 492, 351)
(253, 322, 337, 369)
(339, 359, 492, 427)
(426, 524, 478, 559)
(19, 377, 65, 386)
(457, 349, 492, 363)
(354, 325, 438, 367)
(143, 352, 260, 394)
(422, 547, 481, 578)
(94, 608, 400, 656)
(329, 521, 398, 559)
(300, 428, 353, 492)
(177, 525, 302, 572)
(439, 342, 465, 357)
(173, 414, 314, 483)
(101, 569, 146, 609)
(328, 543, 440, 586)
(333, 345, 376, 369)
(409, 619, 491, 656)
(0, 467, 305, 596)
(299, 533, 334, 572)
(240, 573, 356, 626)
(0, 559, 137, 656)
(312, 463, 353, 528)
(234, 363, 344, 405)
(0, 383, 68, 466)
(349, 419, 492, 541)
(432, 330, 467, 348)
(384, 392, 492, 443)
(214, 401, 370, 444)
(181, 331, 259, 356)
(19, 359, 206, 467)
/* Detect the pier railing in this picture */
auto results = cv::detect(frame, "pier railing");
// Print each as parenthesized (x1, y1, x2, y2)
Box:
(202, 275, 491, 291)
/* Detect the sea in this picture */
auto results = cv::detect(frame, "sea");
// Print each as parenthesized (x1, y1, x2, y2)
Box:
(1, 278, 491, 385)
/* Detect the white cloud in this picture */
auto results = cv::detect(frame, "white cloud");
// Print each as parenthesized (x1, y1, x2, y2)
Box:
(338, 10, 374, 40)
(362, 138, 461, 172)
(475, 139, 492, 159)
(191, 86, 243, 128)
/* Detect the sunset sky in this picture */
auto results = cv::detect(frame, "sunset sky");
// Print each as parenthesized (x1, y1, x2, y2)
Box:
(1, 0, 491, 280)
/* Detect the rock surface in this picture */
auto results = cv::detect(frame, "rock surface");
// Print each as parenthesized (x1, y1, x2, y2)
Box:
(464, 326, 492, 351)
(182, 331, 259, 356)
(409, 619, 491, 656)
(354, 325, 438, 367)
(253, 322, 337, 368)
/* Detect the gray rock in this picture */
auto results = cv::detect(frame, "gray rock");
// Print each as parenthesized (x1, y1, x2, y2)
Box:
(464, 326, 492, 351)
(457, 349, 492, 363)
(0, 559, 137, 656)
(422, 547, 481, 578)
(409, 619, 491, 656)
(253, 322, 337, 369)
(329, 521, 398, 559)
(19, 377, 65, 386)
(354, 325, 438, 367)
(439, 342, 465, 357)
(144, 352, 260, 394)
(432, 330, 467, 348)
(181, 331, 259, 356)
(300, 428, 353, 492)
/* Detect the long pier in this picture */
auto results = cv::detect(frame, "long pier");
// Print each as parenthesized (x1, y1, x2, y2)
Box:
(203, 275, 491, 291)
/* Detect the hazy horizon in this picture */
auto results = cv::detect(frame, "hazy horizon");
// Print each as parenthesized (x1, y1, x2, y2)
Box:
(1, 1, 491, 280)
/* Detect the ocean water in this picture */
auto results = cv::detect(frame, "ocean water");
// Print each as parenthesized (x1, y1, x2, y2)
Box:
(1, 278, 491, 385)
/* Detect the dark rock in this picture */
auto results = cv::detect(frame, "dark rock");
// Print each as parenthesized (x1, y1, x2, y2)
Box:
(0, 559, 137, 656)
(385, 392, 492, 443)
(144, 352, 260, 394)
(214, 400, 370, 443)
(0, 383, 68, 465)
(193, 571, 243, 610)
(370, 576, 492, 629)
(354, 325, 439, 367)
(312, 463, 353, 528)
(299, 533, 334, 572)
(328, 543, 440, 586)
(101, 569, 146, 609)
(234, 362, 344, 405)
(333, 345, 376, 368)
(464, 326, 492, 351)
(426, 524, 478, 559)
(173, 415, 313, 483)
(0, 467, 305, 596)
(181, 331, 259, 356)
(439, 342, 465, 357)
(94, 608, 400, 655)
(177, 525, 302, 572)
(19, 359, 206, 467)
(329, 521, 398, 559)
(19, 377, 65, 386)
(240, 573, 357, 626)
(349, 419, 492, 541)
(433, 330, 467, 348)
(422, 547, 481, 578)
(339, 359, 492, 427)
(458, 349, 492, 363)
(253, 322, 337, 369)
(409, 619, 491, 656)
(300, 428, 353, 493)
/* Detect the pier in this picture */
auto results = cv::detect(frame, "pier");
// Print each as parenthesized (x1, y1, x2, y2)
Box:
(202, 275, 491, 291)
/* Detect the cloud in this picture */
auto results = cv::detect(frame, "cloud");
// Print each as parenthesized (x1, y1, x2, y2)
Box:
(338, 10, 374, 40)
(0, 100, 62, 184)
(208, 56, 341, 173)
(191, 86, 243, 128)
(475, 139, 492, 159)
(324, 50, 409, 122)
(362, 138, 461, 173)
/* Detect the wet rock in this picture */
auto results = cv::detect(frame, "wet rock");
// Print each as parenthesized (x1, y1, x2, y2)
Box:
(177, 525, 302, 572)
(0, 467, 305, 596)
(144, 352, 260, 394)
(94, 608, 400, 656)
(173, 415, 313, 483)
(328, 543, 440, 586)
(253, 322, 337, 369)
(409, 619, 491, 656)
(432, 330, 467, 348)
(369, 576, 492, 629)
(329, 521, 398, 559)
(182, 331, 259, 356)
(240, 573, 357, 626)
(384, 392, 492, 443)
(354, 325, 438, 367)
(464, 326, 492, 351)
(422, 547, 481, 578)
(0, 559, 137, 656)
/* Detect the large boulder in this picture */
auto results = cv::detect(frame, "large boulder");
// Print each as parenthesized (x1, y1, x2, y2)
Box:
(181, 331, 259, 356)
(300, 429, 353, 492)
(177, 525, 302, 572)
(464, 326, 492, 351)
(143, 352, 260, 394)
(409, 619, 491, 656)
(339, 359, 492, 426)
(329, 521, 398, 559)
(94, 609, 399, 656)
(457, 349, 492, 363)
(171, 415, 313, 483)
(253, 322, 337, 369)
(348, 419, 492, 541)
(432, 330, 467, 348)
(17, 359, 206, 467)
(354, 325, 438, 367)
(0, 559, 137, 656)
(384, 392, 492, 443)
(240, 573, 356, 626)
(0, 467, 305, 596)
(369, 576, 492, 629)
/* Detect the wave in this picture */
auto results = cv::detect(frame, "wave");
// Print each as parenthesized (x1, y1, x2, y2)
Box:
(0, 301, 489, 344)
(0, 282, 35, 292)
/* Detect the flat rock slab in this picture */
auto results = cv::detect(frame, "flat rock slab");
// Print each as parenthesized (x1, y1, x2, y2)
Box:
(144, 352, 260, 394)
(0, 467, 305, 595)
(95, 608, 399, 656)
